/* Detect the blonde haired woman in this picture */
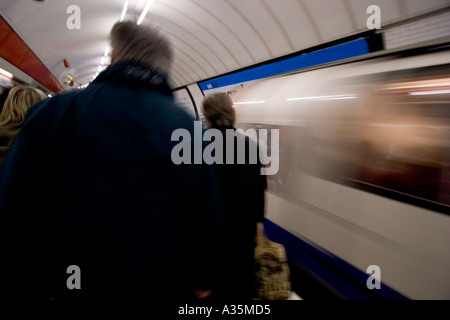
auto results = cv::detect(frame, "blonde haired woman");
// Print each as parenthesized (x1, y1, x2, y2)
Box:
(0, 85, 46, 165)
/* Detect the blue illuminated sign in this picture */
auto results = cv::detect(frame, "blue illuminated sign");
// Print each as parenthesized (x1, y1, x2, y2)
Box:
(198, 38, 369, 91)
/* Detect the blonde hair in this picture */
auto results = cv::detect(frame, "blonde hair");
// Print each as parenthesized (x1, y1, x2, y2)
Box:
(202, 92, 235, 128)
(110, 21, 173, 78)
(0, 86, 46, 127)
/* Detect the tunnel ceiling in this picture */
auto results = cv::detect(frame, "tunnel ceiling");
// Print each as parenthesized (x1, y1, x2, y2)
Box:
(0, 0, 449, 92)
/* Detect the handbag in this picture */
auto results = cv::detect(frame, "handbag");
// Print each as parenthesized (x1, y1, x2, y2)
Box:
(254, 222, 291, 300)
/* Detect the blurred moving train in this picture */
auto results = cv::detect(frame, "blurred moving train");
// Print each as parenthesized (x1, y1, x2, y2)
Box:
(232, 43, 450, 300)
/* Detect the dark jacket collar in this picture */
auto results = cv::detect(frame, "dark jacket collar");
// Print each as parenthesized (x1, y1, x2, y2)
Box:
(91, 61, 173, 96)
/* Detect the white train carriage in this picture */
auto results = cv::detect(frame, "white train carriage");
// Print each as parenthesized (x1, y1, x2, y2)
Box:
(233, 45, 450, 300)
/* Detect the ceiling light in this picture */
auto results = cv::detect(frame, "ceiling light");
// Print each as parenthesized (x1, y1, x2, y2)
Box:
(233, 101, 266, 105)
(286, 94, 356, 101)
(0, 67, 12, 79)
(409, 89, 450, 95)
(137, 0, 154, 25)
(120, 1, 129, 22)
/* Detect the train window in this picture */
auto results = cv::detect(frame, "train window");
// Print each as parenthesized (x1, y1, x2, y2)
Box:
(303, 67, 450, 210)
(235, 61, 450, 213)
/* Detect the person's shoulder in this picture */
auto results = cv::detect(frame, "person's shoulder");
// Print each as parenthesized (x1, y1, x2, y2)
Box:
(156, 97, 198, 128)
(47, 90, 81, 107)
(28, 91, 77, 114)
(23, 90, 81, 129)
(234, 129, 258, 146)
(168, 102, 196, 121)
(0, 125, 20, 139)
(0, 124, 20, 133)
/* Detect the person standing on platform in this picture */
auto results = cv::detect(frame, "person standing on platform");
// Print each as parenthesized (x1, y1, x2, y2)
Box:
(0, 21, 222, 302)
(201, 92, 266, 301)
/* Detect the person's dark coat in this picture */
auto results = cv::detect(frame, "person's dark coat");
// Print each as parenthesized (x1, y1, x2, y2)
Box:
(0, 61, 223, 302)
(212, 126, 266, 300)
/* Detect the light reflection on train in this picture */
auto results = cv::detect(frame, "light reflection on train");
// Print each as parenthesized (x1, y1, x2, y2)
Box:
(233, 46, 450, 299)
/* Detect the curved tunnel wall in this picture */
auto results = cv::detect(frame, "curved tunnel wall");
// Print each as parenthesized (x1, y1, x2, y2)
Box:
(0, 15, 63, 93)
